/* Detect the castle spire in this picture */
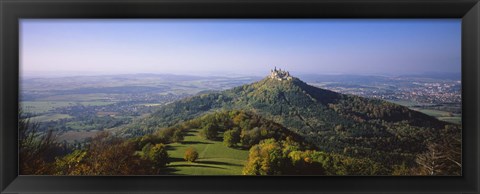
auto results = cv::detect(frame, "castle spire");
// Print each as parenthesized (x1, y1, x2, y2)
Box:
(269, 66, 292, 81)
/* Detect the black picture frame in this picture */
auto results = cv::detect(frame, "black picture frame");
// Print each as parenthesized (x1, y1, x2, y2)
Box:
(1, 0, 479, 193)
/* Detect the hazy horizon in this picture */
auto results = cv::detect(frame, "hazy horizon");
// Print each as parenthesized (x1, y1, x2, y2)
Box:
(21, 19, 461, 77)
(21, 70, 462, 80)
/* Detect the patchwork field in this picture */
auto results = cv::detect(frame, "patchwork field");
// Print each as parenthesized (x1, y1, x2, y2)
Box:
(30, 113, 72, 122)
(412, 108, 462, 125)
(21, 101, 115, 113)
(164, 129, 249, 175)
(21, 101, 76, 113)
(389, 100, 461, 125)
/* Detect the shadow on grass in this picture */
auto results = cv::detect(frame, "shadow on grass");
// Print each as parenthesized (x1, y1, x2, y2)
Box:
(232, 146, 250, 151)
(166, 145, 177, 151)
(197, 160, 243, 167)
(158, 167, 180, 175)
(168, 164, 227, 170)
(181, 141, 213, 145)
(169, 157, 185, 163)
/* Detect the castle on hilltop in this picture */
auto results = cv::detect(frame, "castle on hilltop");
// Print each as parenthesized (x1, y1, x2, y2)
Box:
(269, 67, 292, 81)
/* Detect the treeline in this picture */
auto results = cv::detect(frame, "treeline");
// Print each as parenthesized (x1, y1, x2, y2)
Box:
(20, 112, 174, 175)
(243, 138, 387, 175)
(192, 110, 308, 149)
(136, 110, 308, 148)
(20, 119, 170, 175)
(120, 93, 231, 136)
(53, 132, 168, 175)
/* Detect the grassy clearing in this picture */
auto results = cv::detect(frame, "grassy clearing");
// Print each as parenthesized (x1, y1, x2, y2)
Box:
(410, 108, 461, 125)
(412, 108, 453, 117)
(165, 129, 249, 175)
(437, 117, 462, 125)
(30, 114, 72, 122)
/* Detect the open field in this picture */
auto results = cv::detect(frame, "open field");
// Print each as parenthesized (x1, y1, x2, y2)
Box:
(36, 94, 119, 102)
(388, 100, 461, 125)
(30, 113, 72, 122)
(411, 108, 461, 125)
(164, 129, 249, 175)
(21, 101, 115, 113)
(22, 101, 76, 113)
(437, 117, 462, 125)
(412, 108, 453, 117)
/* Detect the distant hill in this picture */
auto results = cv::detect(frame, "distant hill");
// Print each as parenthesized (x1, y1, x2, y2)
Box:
(121, 70, 459, 168)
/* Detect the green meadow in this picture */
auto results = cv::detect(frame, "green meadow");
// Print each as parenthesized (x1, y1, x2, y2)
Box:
(389, 100, 461, 125)
(412, 108, 461, 125)
(164, 129, 249, 175)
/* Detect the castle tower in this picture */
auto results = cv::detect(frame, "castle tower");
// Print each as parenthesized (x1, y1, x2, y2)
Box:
(269, 66, 292, 81)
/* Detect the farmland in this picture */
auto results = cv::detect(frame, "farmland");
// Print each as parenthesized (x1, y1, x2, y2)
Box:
(20, 74, 261, 143)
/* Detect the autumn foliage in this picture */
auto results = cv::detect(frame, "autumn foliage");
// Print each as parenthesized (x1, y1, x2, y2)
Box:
(184, 147, 199, 162)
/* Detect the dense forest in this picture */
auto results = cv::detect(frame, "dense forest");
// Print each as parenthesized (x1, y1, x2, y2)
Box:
(20, 76, 461, 175)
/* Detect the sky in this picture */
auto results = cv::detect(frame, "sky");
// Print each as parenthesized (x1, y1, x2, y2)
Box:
(20, 19, 461, 77)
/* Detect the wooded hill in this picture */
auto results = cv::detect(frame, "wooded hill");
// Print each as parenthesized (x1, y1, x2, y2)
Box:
(119, 75, 460, 174)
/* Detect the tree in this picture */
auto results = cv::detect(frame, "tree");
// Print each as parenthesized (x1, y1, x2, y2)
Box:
(415, 125, 462, 176)
(184, 147, 199, 162)
(141, 143, 153, 155)
(392, 162, 411, 175)
(199, 123, 218, 140)
(223, 129, 240, 147)
(147, 143, 169, 173)
(334, 124, 344, 132)
(80, 132, 153, 175)
(240, 128, 261, 147)
(54, 150, 89, 175)
(155, 128, 174, 143)
(19, 113, 58, 175)
(415, 143, 446, 175)
(172, 130, 184, 143)
(242, 139, 289, 175)
(288, 150, 326, 175)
